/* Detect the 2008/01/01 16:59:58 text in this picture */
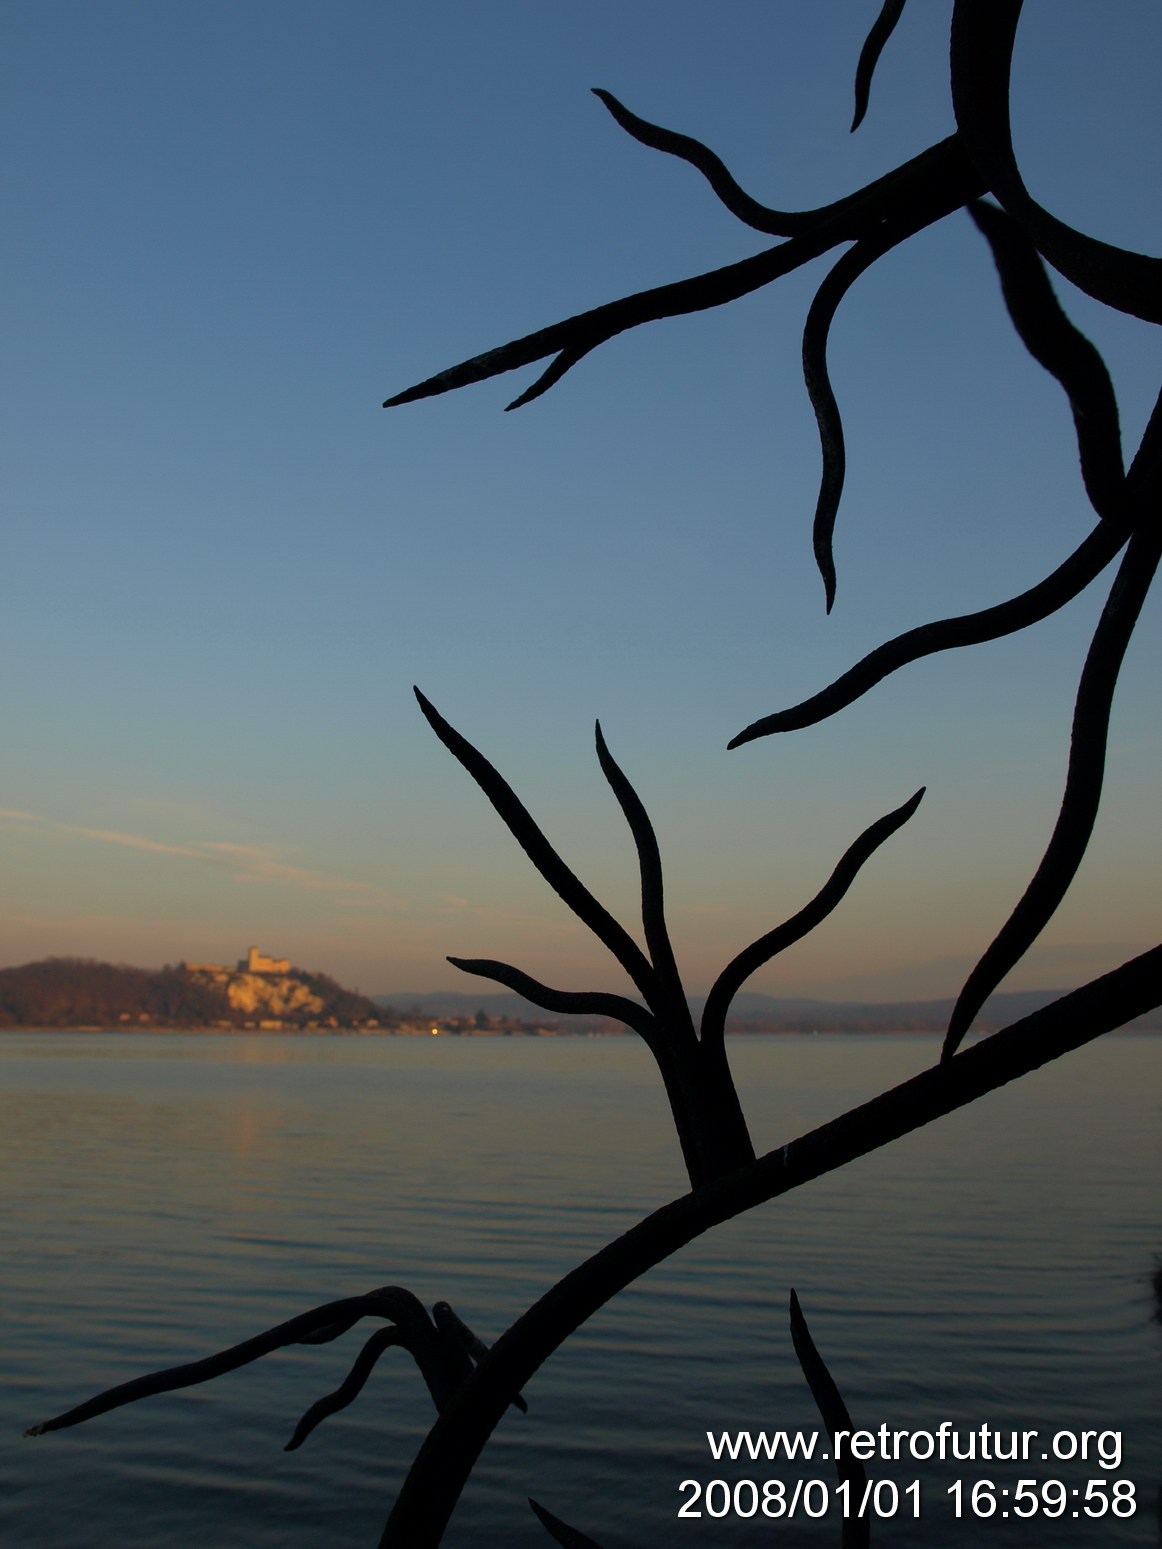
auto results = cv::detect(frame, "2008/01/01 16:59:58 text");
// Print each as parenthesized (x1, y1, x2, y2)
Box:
(675, 1476, 1137, 1520)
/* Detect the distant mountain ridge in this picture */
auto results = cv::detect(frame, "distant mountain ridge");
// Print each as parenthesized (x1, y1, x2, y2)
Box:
(374, 986, 1162, 1033)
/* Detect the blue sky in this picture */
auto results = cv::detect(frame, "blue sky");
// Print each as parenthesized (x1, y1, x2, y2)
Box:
(3, 1, 1159, 1001)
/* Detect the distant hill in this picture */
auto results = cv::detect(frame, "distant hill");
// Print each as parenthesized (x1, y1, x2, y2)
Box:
(0, 957, 387, 1030)
(374, 986, 1162, 1033)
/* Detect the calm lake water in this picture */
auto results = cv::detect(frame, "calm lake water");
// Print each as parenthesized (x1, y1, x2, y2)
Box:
(1, 1031, 1159, 1548)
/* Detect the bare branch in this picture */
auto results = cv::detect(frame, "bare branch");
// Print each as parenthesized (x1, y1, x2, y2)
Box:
(591, 88, 808, 236)
(446, 956, 655, 1043)
(285, 1305, 529, 1453)
(803, 179, 1014, 611)
(431, 1303, 527, 1413)
(950, 0, 1162, 324)
(729, 519, 1127, 745)
(851, 0, 908, 132)
(969, 200, 1124, 519)
(415, 690, 659, 1008)
(379, 946, 1162, 1547)
(1126, 383, 1162, 497)
(285, 1328, 403, 1451)
(383, 139, 982, 412)
(700, 789, 924, 1051)
(943, 521, 1162, 1057)
(593, 723, 691, 1033)
(503, 344, 598, 412)
(384, 241, 822, 411)
(805, 238, 877, 613)
(789, 1292, 869, 1549)
(529, 1498, 605, 1549)
(25, 1288, 428, 1438)
(804, 227, 921, 611)
(789, 1291, 856, 1441)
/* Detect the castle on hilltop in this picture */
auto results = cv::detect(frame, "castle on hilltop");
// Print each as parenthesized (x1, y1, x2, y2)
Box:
(238, 946, 291, 974)
(182, 946, 292, 976)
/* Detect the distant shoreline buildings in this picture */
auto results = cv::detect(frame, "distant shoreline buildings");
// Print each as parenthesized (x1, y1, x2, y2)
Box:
(0, 952, 560, 1034)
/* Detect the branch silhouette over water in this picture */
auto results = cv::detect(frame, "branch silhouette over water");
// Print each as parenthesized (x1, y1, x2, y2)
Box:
(30, 5, 1162, 1544)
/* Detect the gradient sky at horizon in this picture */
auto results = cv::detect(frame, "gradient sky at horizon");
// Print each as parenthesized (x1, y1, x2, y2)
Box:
(3, 1, 1159, 1002)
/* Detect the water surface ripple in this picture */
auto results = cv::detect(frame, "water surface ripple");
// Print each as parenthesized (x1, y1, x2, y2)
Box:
(1, 1032, 1159, 1546)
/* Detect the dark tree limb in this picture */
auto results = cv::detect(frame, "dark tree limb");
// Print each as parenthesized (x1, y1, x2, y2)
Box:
(529, 1498, 604, 1549)
(377, 945, 1162, 1547)
(27, 1288, 527, 1453)
(26, 1288, 437, 1438)
(444, 956, 656, 1043)
(943, 520, 1162, 1056)
(446, 952, 750, 1190)
(421, 692, 757, 1187)
(594, 723, 691, 1035)
(950, 0, 1162, 324)
(1126, 384, 1162, 497)
(789, 1292, 869, 1549)
(729, 519, 1128, 745)
(285, 1328, 405, 1451)
(414, 690, 659, 1010)
(591, 88, 805, 237)
(383, 138, 982, 413)
(805, 234, 895, 612)
(699, 788, 924, 1054)
(851, 0, 908, 132)
(805, 222, 938, 610)
(969, 201, 1125, 520)
(431, 1302, 528, 1413)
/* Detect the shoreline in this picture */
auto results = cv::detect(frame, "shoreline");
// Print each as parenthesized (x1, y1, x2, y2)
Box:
(4, 1025, 1157, 1038)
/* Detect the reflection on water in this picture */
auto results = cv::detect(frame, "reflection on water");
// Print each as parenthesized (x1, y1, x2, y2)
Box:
(0, 1032, 1159, 1547)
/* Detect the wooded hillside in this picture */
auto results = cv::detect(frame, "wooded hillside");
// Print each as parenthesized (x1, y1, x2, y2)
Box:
(0, 958, 389, 1029)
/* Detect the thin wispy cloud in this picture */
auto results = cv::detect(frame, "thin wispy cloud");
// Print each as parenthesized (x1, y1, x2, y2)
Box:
(0, 811, 402, 907)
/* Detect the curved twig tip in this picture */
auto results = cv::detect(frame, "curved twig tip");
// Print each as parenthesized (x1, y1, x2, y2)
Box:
(529, 1496, 605, 1549)
(851, 0, 908, 132)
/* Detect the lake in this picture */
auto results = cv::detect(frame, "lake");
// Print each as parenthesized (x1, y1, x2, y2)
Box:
(1, 1031, 1159, 1547)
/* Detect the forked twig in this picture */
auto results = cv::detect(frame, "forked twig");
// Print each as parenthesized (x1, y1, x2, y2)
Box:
(379, 947, 1162, 1547)
(383, 136, 980, 422)
(417, 691, 922, 1186)
(26, 1288, 525, 1449)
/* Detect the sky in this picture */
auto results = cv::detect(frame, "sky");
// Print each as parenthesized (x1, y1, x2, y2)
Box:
(3, 1, 1159, 1003)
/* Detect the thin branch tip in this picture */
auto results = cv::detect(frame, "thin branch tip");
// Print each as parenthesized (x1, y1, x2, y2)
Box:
(851, 0, 908, 133)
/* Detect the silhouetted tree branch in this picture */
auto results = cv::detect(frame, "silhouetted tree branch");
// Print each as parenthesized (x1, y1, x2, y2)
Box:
(378, 946, 1162, 1546)
(34, 9, 1162, 1545)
